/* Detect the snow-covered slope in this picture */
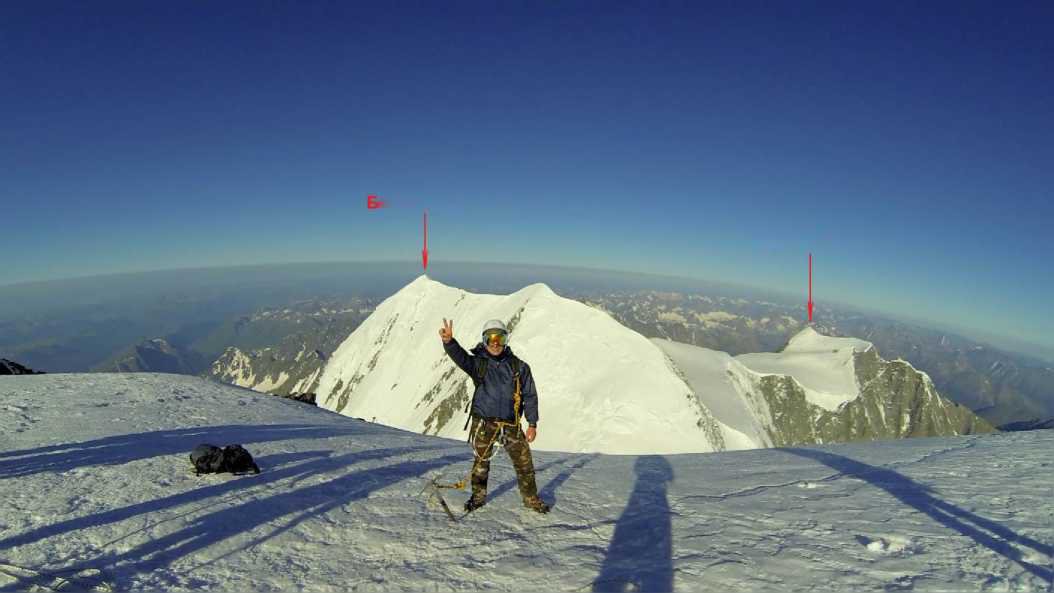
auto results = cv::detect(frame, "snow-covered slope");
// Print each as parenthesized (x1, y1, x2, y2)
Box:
(208, 346, 322, 395)
(653, 328, 875, 450)
(316, 275, 725, 454)
(655, 330, 993, 450)
(1, 373, 1049, 592)
(736, 327, 872, 411)
(651, 339, 773, 450)
(316, 277, 989, 454)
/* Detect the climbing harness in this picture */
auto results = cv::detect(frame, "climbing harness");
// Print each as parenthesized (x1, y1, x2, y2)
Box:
(428, 354, 524, 508)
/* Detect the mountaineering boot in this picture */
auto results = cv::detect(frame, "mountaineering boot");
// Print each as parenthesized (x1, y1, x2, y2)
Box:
(464, 494, 487, 512)
(523, 496, 550, 514)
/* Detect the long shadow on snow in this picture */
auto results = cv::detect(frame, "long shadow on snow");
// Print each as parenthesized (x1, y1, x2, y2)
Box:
(539, 455, 600, 507)
(486, 455, 598, 505)
(592, 455, 674, 593)
(783, 447, 1053, 582)
(489, 454, 599, 507)
(487, 455, 573, 503)
(0, 445, 440, 551)
(0, 449, 471, 592)
(0, 423, 367, 480)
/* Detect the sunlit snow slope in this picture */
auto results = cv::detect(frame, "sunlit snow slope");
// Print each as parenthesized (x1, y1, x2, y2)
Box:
(316, 275, 725, 454)
(0, 373, 1048, 592)
(737, 327, 872, 411)
(317, 277, 989, 454)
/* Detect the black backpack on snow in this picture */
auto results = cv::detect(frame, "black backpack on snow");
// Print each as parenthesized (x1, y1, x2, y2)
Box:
(190, 443, 261, 476)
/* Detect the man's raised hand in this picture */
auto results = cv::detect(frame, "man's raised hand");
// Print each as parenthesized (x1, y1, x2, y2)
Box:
(439, 318, 453, 344)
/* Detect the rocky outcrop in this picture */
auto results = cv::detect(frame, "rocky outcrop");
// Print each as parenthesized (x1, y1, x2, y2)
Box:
(279, 392, 317, 406)
(207, 346, 324, 397)
(0, 359, 44, 375)
(999, 418, 1054, 432)
(100, 338, 207, 375)
(751, 349, 995, 447)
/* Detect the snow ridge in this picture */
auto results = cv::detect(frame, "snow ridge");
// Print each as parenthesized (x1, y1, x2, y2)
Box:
(317, 276, 723, 454)
(316, 278, 988, 454)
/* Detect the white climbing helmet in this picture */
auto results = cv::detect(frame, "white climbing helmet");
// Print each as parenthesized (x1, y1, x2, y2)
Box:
(481, 319, 509, 346)
(481, 319, 508, 336)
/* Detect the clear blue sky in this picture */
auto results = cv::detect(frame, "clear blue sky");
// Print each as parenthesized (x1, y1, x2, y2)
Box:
(2, 2, 1052, 350)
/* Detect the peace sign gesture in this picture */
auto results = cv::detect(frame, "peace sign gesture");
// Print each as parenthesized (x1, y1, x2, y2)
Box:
(439, 318, 454, 343)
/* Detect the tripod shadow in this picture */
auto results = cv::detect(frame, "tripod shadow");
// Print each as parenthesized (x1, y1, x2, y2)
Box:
(784, 447, 1052, 582)
(0, 448, 469, 592)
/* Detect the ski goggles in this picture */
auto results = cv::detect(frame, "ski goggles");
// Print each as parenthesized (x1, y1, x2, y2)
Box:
(483, 329, 508, 346)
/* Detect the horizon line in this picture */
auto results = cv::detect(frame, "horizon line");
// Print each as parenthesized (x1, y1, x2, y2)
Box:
(2, 258, 1050, 361)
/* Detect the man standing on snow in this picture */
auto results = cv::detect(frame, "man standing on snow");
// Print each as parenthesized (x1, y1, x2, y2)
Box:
(439, 317, 550, 514)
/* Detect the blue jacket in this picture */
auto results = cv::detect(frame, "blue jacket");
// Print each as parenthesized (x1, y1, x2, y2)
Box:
(443, 338, 539, 426)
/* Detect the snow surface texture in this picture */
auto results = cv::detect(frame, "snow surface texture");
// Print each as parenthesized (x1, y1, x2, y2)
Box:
(1, 374, 1050, 592)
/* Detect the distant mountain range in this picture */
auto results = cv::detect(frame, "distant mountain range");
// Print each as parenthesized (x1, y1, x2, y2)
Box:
(584, 290, 1054, 429)
(96, 338, 208, 374)
(2, 263, 1049, 430)
(204, 300, 373, 398)
(312, 276, 991, 454)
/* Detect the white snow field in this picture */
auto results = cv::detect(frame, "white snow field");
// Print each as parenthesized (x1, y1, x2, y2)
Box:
(1, 373, 1051, 592)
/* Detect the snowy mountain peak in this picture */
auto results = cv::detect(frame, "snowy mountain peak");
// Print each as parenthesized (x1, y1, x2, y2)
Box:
(514, 282, 557, 298)
(656, 325, 992, 449)
(317, 277, 725, 454)
(736, 328, 872, 412)
(403, 274, 442, 293)
(315, 277, 990, 454)
(785, 326, 873, 354)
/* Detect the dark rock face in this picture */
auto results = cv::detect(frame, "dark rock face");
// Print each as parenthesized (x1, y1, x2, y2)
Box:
(204, 299, 370, 398)
(999, 418, 1054, 432)
(752, 348, 996, 447)
(0, 359, 44, 375)
(102, 338, 207, 375)
(280, 392, 317, 406)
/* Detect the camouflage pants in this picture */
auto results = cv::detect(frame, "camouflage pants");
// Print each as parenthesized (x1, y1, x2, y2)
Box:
(469, 417, 539, 502)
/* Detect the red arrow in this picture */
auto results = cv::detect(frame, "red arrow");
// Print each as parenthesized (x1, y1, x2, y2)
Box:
(807, 253, 814, 323)
(367, 194, 386, 209)
(422, 210, 429, 270)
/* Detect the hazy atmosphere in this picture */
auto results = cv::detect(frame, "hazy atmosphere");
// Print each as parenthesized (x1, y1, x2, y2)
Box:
(3, 3, 1052, 351)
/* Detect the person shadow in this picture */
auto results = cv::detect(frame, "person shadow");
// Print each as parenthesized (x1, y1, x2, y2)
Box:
(592, 455, 674, 592)
(783, 447, 1052, 582)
